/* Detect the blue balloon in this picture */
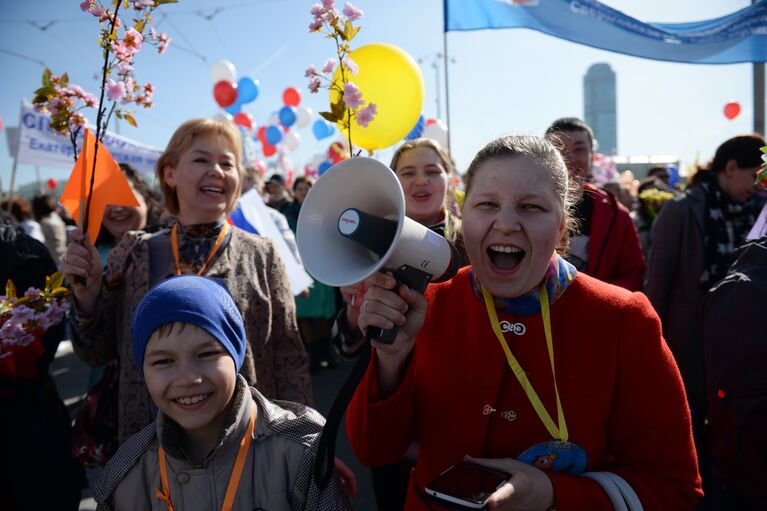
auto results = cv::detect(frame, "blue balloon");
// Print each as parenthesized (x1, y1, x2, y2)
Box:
(237, 77, 259, 104)
(312, 119, 335, 140)
(265, 125, 284, 146)
(404, 114, 425, 140)
(318, 160, 333, 175)
(225, 101, 241, 115)
(278, 106, 297, 128)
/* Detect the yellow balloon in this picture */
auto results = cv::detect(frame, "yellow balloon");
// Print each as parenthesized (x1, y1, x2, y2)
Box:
(330, 43, 424, 151)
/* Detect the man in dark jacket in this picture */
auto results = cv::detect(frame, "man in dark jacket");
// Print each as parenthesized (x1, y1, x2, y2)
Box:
(545, 118, 646, 291)
(703, 235, 767, 508)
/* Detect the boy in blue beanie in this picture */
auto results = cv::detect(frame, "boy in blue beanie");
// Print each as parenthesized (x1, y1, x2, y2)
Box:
(93, 275, 350, 511)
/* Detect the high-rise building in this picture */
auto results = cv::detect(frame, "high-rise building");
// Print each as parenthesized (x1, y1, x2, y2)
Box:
(584, 63, 617, 155)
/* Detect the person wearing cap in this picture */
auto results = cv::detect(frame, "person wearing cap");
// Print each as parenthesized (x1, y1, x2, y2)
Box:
(94, 275, 351, 511)
(266, 173, 292, 213)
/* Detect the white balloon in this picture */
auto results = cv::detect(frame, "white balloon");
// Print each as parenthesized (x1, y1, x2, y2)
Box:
(212, 112, 233, 123)
(422, 122, 449, 149)
(296, 106, 313, 128)
(210, 59, 237, 83)
(283, 130, 301, 151)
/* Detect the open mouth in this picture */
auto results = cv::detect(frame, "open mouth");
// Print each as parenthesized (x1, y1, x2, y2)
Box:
(411, 192, 432, 201)
(200, 186, 224, 196)
(174, 393, 211, 406)
(487, 244, 525, 271)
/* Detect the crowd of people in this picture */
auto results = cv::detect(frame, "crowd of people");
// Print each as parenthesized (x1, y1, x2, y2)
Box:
(0, 114, 765, 510)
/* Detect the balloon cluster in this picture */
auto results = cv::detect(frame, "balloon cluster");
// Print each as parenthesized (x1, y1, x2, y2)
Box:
(211, 60, 260, 133)
(255, 87, 314, 157)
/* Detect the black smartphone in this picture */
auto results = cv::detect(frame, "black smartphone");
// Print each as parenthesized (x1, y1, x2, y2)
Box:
(423, 461, 510, 510)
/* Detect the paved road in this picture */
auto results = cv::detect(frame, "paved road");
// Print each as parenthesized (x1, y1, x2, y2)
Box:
(52, 341, 377, 510)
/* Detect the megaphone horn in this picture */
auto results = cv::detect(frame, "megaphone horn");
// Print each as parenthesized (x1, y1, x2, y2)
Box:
(297, 157, 459, 343)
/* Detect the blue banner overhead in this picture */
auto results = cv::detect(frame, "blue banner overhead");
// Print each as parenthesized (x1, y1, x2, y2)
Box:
(444, 0, 767, 64)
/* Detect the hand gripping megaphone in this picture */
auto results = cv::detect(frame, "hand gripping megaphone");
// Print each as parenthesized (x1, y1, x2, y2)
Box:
(296, 156, 459, 343)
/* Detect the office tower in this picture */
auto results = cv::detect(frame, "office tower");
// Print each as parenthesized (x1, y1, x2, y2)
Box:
(584, 63, 617, 155)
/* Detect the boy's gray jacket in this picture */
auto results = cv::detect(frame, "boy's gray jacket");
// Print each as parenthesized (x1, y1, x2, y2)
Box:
(94, 376, 351, 511)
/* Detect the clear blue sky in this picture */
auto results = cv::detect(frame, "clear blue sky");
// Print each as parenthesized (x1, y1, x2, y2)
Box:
(0, 0, 759, 189)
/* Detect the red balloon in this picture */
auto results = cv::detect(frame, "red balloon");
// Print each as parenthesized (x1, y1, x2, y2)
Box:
(263, 143, 277, 157)
(723, 101, 741, 120)
(46, 178, 58, 190)
(234, 112, 253, 130)
(283, 87, 301, 107)
(257, 126, 268, 145)
(328, 141, 346, 163)
(213, 80, 238, 108)
(426, 118, 439, 126)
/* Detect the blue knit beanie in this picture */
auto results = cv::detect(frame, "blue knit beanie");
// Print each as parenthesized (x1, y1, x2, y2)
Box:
(131, 275, 246, 374)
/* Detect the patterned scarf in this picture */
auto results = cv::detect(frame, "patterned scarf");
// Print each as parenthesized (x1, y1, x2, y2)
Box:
(175, 220, 229, 274)
(470, 254, 577, 316)
(699, 177, 755, 290)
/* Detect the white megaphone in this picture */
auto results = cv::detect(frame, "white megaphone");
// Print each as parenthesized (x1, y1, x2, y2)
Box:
(297, 157, 460, 343)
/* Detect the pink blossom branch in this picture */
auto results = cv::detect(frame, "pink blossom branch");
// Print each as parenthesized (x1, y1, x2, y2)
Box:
(82, 0, 122, 238)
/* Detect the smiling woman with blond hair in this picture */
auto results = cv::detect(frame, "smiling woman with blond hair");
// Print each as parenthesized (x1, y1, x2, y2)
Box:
(347, 135, 702, 510)
(62, 118, 312, 445)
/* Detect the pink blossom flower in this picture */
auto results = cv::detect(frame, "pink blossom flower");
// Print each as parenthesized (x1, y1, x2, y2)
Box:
(342, 2, 364, 21)
(310, 4, 326, 17)
(321, 58, 336, 74)
(123, 27, 143, 51)
(69, 112, 87, 129)
(356, 102, 377, 127)
(80, 1, 92, 12)
(308, 19, 323, 32)
(67, 84, 86, 97)
(157, 33, 171, 55)
(322, 0, 335, 8)
(149, 27, 157, 40)
(343, 82, 364, 109)
(47, 97, 63, 115)
(124, 77, 135, 94)
(23, 288, 41, 298)
(117, 61, 133, 75)
(144, 82, 155, 94)
(305, 64, 317, 78)
(89, 5, 106, 17)
(308, 77, 322, 93)
(106, 79, 126, 101)
(342, 56, 358, 76)
(83, 93, 97, 107)
(10, 306, 35, 323)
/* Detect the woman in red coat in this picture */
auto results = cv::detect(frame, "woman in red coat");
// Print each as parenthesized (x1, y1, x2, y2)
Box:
(346, 135, 702, 510)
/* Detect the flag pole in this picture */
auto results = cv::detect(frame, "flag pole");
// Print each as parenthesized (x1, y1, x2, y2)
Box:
(79, 129, 90, 229)
(442, 2, 452, 152)
(754, 0, 765, 135)
(5, 102, 25, 209)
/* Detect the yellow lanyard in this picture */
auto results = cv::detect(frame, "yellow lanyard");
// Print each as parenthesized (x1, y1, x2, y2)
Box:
(481, 285, 568, 442)
(170, 222, 230, 276)
(156, 402, 256, 511)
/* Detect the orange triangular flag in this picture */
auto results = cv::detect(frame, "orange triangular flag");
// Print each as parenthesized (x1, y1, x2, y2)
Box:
(60, 128, 140, 241)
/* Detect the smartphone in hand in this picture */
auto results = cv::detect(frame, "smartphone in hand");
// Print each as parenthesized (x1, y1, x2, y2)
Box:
(423, 461, 510, 510)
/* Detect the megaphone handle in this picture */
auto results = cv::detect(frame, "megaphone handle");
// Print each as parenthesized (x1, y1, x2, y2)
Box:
(367, 265, 432, 344)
